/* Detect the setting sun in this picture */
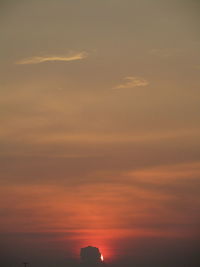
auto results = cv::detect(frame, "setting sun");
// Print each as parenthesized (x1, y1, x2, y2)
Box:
(1, 1, 200, 267)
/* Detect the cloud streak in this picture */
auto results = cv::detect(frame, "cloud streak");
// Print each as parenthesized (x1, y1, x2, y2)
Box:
(16, 51, 88, 65)
(114, 76, 149, 89)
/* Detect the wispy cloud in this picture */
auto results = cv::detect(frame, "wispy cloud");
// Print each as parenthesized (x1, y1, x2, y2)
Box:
(113, 76, 149, 89)
(16, 51, 88, 65)
(150, 48, 182, 58)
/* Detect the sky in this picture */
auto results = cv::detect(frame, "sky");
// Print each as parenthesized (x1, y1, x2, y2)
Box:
(0, 0, 200, 266)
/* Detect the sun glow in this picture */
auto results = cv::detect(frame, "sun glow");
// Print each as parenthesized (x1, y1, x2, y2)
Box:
(101, 254, 104, 261)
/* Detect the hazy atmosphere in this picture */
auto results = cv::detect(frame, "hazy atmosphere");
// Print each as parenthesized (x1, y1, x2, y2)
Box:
(0, 0, 200, 266)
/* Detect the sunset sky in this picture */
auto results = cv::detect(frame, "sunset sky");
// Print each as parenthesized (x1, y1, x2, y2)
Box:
(0, 1, 200, 266)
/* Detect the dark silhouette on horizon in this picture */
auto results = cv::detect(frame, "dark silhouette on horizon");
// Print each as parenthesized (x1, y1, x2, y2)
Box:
(80, 246, 105, 267)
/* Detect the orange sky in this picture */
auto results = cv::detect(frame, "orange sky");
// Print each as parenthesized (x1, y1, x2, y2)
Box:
(0, 1, 200, 266)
